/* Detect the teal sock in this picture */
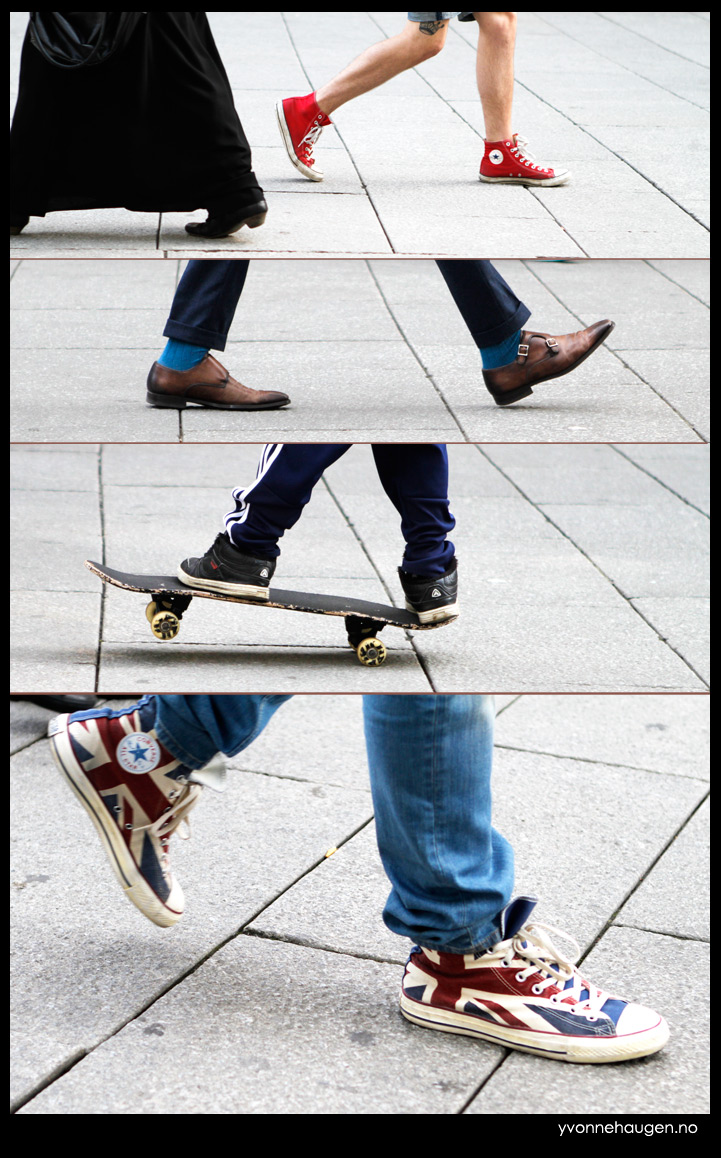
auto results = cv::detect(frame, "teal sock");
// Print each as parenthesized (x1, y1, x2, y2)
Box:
(479, 329, 522, 370)
(157, 339, 209, 372)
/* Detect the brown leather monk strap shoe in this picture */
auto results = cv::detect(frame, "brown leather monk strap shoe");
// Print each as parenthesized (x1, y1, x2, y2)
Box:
(146, 353, 290, 410)
(482, 320, 615, 406)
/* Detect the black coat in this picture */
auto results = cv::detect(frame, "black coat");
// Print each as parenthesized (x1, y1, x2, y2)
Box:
(10, 12, 262, 218)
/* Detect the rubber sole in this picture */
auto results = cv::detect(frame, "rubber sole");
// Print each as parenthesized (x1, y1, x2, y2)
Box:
(146, 392, 291, 411)
(400, 992, 669, 1063)
(479, 172, 571, 187)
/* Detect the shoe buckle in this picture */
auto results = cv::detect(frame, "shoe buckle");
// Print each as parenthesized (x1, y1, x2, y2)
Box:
(518, 343, 530, 359)
(546, 337, 559, 351)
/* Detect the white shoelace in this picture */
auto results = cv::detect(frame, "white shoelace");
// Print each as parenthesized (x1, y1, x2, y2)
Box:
(504, 922, 608, 1019)
(133, 781, 203, 845)
(299, 118, 325, 159)
(510, 133, 548, 173)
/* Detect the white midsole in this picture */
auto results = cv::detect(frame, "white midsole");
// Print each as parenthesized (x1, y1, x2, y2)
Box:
(405, 600, 458, 625)
(177, 568, 270, 600)
(479, 172, 570, 187)
(399, 993, 669, 1063)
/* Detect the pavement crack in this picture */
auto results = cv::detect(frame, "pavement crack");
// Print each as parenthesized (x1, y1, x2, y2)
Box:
(472, 444, 708, 689)
(365, 259, 469, 439)
(610, 445, 709, 515)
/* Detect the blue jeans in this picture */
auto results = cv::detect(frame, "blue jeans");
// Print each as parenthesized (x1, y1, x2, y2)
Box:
(154, 694, 514, 954)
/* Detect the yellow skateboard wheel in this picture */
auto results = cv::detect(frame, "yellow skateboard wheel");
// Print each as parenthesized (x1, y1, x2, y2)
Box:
(356, 637, 387, 666)
(150, 610, 180, 641)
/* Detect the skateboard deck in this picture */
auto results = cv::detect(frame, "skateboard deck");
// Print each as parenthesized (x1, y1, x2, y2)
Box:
(85, 561, 456, 666)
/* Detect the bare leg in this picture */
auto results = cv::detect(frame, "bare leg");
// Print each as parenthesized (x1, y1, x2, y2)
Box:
(473, 12, 517, 141)
(315, 19, 450, 116)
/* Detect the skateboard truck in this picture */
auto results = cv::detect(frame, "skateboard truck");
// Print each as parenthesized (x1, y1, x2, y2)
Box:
(344, 615, 387, 667)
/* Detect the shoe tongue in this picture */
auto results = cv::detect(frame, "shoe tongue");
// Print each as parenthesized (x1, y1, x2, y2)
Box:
(136, 696, 158, 734)
(187, 755, 227, 793)
(499, 895, 538, 940)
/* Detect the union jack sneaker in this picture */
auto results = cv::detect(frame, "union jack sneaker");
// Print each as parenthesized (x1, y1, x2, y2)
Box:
(400, 898, 669, 1063)
(480, 133, 571, 187)
(48, 698, 225, 928)
(276, 92, 332, 181)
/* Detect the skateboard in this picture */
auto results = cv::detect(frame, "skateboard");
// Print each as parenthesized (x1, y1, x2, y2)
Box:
(85, 561, 457, 666)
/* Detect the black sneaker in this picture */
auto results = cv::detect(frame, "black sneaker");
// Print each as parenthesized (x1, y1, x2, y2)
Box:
(398, 558, 459, 624)
(178, 533, 276, 600)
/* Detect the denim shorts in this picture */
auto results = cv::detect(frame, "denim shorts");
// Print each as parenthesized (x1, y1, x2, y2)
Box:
(407, 12, 475, 22)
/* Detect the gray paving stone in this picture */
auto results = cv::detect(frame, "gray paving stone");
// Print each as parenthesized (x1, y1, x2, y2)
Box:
(10, 740, 374, 1108)
(161, 190, 392, 256)
(229, 693, 369, 790)
(618, 798, 709, 942)
(10, 446, 98, 491)
(631, 597, 710, 686)
(622, 446, 710, 518)
(417, 348, 698, 444)
(10, 699, 58, 754)
(96, 643, 430, 695)
(529, 260, 710, 349)
(10, 209, 161, 255)
(479, 443, 694, 506)
(614, 350, 710, 442)
(11, 490, 101, 592)
(465, 928, 709, 1115)
(494, 695, 710, 782)
(10, 592, 101, 692)
(16, 936, 499, 1115)
(330, 480, 705, 690)
(538, 502, 709, 598)
(647, 260, 710, 306)
(11, 350, 179, 442)
(10, 258, 179, 309)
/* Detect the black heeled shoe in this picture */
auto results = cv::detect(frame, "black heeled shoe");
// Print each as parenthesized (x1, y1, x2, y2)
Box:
(185, 198, 267, 238)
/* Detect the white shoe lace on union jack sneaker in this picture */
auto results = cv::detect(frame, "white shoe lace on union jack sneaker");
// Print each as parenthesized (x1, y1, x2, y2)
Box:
(400, 898, 669, 1063)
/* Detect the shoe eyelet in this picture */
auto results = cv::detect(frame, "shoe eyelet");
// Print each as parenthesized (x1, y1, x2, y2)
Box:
(514, 972, 526, 983)
(531, 983, 543, 995)
(124, 823, 133, 831)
